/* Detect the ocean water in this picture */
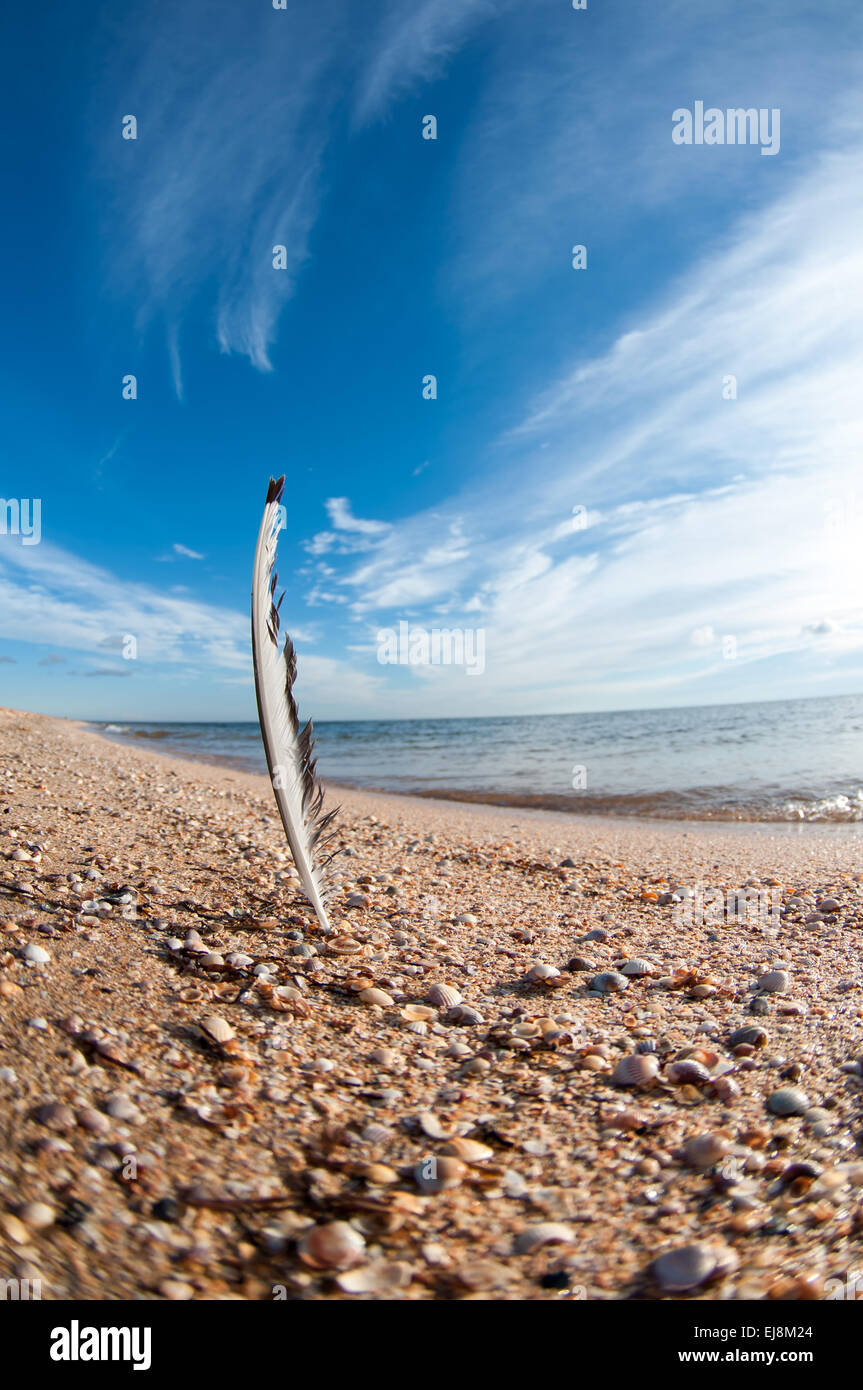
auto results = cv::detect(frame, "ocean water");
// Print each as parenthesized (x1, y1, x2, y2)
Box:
(92, 693, 863, 823)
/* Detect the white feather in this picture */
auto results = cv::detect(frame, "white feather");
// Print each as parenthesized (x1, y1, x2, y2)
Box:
(251, 476, 336, 930)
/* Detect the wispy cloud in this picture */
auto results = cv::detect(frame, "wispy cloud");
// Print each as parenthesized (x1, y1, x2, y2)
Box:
(301, 139, 863, 713)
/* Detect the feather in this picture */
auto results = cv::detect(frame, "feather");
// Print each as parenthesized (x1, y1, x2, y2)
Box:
(251, 475, 337, 930)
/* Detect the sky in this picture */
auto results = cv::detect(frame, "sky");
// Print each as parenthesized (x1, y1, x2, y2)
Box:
(1, 0, 862, 722)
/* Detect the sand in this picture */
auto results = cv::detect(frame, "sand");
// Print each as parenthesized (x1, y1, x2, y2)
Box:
(1, 706, 862, 1301)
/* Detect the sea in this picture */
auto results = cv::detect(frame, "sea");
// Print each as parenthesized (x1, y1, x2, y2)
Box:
(90, 692, 863, 824)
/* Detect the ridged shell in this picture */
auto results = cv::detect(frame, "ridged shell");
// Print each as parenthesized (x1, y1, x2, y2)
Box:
(620, 958, 654, 977)
(199, 1015, 235, 1045)
(613, 1054, 660, 1087)
(589, 972, 629, 993)
(651, 1242, 731, 1293)
(665, 1059, 711, 1085)
(426, 983, 462, 1008)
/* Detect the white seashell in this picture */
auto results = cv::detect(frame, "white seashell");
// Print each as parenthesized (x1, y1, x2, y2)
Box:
(440, 1137, 494, 1162)
(612, 1054, 660, 1087)
(620, 958, 654, 977)
(358, 987, 393, 1007)
(199, 1015, 235, 1045)
(525, 964, 560, 983)
(426, 983, 462, 1008)
(23, 944, 50, 964)
(756, 970, 789, 994)
(513, 1222, 575, 1254)
(336, 1260, 412, 1294)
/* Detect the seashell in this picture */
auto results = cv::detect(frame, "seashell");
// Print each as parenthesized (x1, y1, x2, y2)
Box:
(298, 1220, 366, 1270)
(709, 1075, 741, 1103)
(18, 1201, 56, 1231)
(440, 1137, 494, 1163)
(328, 936, 362, 955)
(358, 987, 394, 1008)
(402, 1004, 435, 1022)
(589, 971, 629, 993)
(620, 958, 654, 977)
(525, 964, 560, 983)
(336, 1260, 412, 1294)
(226, 952, 253, 968)
(665, 1059, 711, 1085)
(447, 1004, 484, 1025)
(684, 1132, 730, 1169)
(767, 1086, 810, 1116)
(406, 1020, 427, 1035)
(34, 1102, 76, 1132)
(511, 1022, 541, 1040)
(565, 956, 595, 972)
(361, 1163, 399, 1185)
(635, 1038, 658, 1054)
(199, 1015, 235, 1046)
(756, 970, 789, 994)
(426, 983, 462, 1008)
(413, 1156, 465, 1192)
(651, 1241, 736, 1293)
(612, 1054, 660, 1087)
(418, 1111, 453, 1139)
(513, 1222, 575, 1254)
(23, 943, 50, 964)
(677, 1046, 720, 1069)
(729, 1026, 768, 1050)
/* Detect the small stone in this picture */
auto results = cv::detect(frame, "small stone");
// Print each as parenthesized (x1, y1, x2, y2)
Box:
(159, 1279, 196, 1300)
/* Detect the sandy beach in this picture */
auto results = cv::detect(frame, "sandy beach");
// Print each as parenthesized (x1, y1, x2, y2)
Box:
(1, 705, 862, 1301)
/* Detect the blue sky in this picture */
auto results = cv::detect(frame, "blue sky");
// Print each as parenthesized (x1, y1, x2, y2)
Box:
(1, 0, 862, 721)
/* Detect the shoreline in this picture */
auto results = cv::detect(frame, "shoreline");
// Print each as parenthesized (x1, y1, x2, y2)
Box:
(2, 706, 863, 1301)
(86, 718, 863, 839)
